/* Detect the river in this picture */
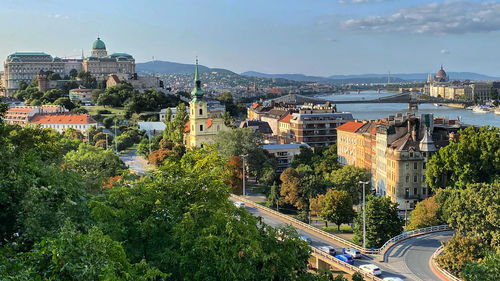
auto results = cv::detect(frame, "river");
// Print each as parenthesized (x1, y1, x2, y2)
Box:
(317, 91, 500, 128)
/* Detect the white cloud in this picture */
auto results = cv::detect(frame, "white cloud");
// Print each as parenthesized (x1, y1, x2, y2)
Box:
(339, 1, 500, 35)
(440, 49, 450, 54)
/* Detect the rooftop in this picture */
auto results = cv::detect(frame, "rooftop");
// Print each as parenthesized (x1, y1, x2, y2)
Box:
(336, 121, 366, 133)
(30, 113, 97, 125)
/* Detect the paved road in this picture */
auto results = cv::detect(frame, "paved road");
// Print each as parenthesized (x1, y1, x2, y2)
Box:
(236, 200, 451, 281)
(119, 149, 150, 175)
(384, 231, 453, 281)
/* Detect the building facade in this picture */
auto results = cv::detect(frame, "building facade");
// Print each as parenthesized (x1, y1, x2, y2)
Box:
(2, 37, 135, 95)
(263, 143, 310, 174)
(289, 106, 353, 147)
(336, 121, 365, 166)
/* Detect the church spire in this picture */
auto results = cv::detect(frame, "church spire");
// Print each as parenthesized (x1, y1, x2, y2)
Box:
(191, 58, 204, 100)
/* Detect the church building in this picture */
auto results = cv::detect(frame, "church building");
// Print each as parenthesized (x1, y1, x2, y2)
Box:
(184, 60, 230, 148)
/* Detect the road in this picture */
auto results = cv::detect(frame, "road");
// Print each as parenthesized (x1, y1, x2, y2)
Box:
(238, 201, 452, 281)
(384, 231, 453, 281)
(119, 149, 150, 175)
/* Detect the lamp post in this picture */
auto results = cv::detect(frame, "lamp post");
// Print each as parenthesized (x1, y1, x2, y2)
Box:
(114, 119, 118, 154)
(359, 180, 370, 249)
(240, 154, 248, 198)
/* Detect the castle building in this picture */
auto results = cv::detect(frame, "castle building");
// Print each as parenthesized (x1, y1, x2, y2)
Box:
(2, 37, 135, 96)
(184, 60, 230, 148)
(82, 38, 135, 80)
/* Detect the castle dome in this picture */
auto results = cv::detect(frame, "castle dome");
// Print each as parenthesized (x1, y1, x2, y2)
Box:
(92, 37, 106, 50)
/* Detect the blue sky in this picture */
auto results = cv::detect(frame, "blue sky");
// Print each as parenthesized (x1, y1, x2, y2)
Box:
(1, 0, 500, 76)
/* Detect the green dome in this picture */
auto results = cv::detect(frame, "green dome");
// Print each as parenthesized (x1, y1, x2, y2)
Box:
(92, 37, 106, 50)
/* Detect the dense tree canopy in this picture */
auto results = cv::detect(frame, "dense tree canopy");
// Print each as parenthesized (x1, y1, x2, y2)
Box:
(406, 196, 442, 231)
(319, 190, 355, 231)
(426, 126, 500, 190)
(328, 165, 371, 205)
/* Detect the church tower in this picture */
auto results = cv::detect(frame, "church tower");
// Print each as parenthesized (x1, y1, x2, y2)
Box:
(188, 59, 209, 147)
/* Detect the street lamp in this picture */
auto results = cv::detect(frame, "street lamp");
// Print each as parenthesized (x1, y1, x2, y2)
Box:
(359, 180, 370, 249)
(240, 154, 248, 198)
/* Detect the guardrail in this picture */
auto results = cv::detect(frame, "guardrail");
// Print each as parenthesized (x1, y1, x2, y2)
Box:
(378, 225, 451, 253)
(431, 246, 462, 281)
(231, 195, 450, 255)
(311, 247, 383, 281)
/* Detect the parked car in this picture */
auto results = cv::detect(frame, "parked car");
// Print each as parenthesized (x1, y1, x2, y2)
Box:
(382, 277, 404, 281)
(343, 248, 362, 258)
(300, 235, 312, 244)
(319, 246, 336, 256)
(234, 201, 246, 208)
(334, 254, 354, 265)
(359, 264, 382, 276)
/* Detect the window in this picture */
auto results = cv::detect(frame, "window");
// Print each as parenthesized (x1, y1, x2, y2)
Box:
(199, 108, 203, 115)
(414, 187, 418, 195)
(200, 124, 203, 131)
(406, 175, 409, 183)
(423, 162, 426, 169)
(405, 188, 409, 197)
(410, 152, 414, 157)
(414, 162, 418, 169)
(422, 175, 426, 183)
(414, 174, 418, 182)
(422, 188, 426, 195)
(405, 163, 409, 170)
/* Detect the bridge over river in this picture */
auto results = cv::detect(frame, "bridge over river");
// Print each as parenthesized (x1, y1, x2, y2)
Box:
(269, 93, 473, 110)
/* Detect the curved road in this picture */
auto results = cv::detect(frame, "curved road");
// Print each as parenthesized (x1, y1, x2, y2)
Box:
(384, 231, 453, 281)
(242, 202, 452, 281)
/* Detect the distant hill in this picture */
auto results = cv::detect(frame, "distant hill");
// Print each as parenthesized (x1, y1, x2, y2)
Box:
(136, 60, 235, 75)
(241, 71, 405, 84)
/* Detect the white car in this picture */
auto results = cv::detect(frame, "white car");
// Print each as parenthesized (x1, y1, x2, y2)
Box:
(319, 246, 336, 256)
(234, 201, 246, 208)
(383, 278, 404, 281)
(359, 264, 382, 276)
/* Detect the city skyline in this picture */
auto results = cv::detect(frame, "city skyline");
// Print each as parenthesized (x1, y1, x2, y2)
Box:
(1, 0, 500, 76)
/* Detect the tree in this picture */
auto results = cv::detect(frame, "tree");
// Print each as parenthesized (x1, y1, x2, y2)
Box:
(314, 145, 340, 176)
(280, 167, 302, 208)
(69, 68, 78, 79)
(291, 145, 316, 168)
(436, 234, 486, 276)
(5, 223, 166, 280)
(353, 195, 403, 248)
(267, 182, 282, 211)
(53, 97, 76, 110)
(426, 126, 500, 190)
(320, 190, 355, 231)
(309, 194, 324, 218)
(223, 155, 243, 195)
(77, 70, 97, 89)
(328, 165, 371, 205)
(351, 272, 365, 281)
(90, 148, 314, 280)
(215, 127, 273, 177)
(64, 142, 126, 189)
(461, 250, 500, 281)
(148, 148, 173, 166)
(47, 72, 61, 80)
(406, 196, 442, 230)
(441, 182, 500, 247)
(163, 103, 189, 144)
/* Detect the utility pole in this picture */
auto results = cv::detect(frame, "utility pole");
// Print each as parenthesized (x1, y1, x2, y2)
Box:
(147, 124, 151, 155)
(359, 180, 370, 249)
(241, 154, 248, 198)
(105, 133, 108, 149)
(114, 119, 117, 154)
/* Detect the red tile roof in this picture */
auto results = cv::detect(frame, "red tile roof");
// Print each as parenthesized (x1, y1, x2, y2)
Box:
(207, 118, 213, 128)
(252, 102, 259, 109)
(30, 113, 97, 124)
(184, 120, 190, 133)
(108, 74, 120, 84)
(279, 113, 292, 124)
(336, 121, 365, 133)
(8, 107, 33, 113)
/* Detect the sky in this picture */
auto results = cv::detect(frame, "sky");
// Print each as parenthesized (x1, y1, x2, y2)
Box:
(1, 0, 500, 76)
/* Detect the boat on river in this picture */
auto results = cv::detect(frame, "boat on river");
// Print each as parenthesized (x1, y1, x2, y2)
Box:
(472, 106, 489, 114)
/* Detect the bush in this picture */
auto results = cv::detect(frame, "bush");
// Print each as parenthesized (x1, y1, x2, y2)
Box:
(98, 109, 112, 114)
(103, 117, 114, 129)
(114, 134, 134, 152)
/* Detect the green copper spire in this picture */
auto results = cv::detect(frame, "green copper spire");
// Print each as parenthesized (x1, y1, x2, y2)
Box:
(191, 58, 204, 100)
